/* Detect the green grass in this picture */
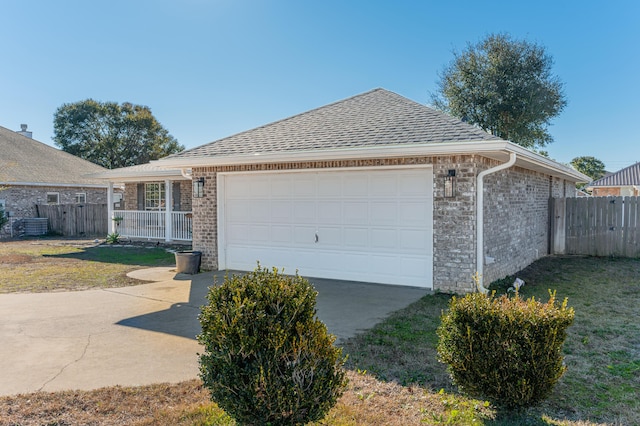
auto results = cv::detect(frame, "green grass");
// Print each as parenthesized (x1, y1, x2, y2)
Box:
(342, 255, 640, 425)
(0, 239, 177, 292)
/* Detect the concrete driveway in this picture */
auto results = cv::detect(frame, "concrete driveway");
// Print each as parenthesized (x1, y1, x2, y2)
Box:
(0, 268, 428, 396)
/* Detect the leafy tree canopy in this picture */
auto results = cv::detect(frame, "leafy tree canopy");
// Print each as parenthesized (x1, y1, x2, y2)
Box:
(571, 156, 606, 181)
(432, 33, 567, 150)
(53, 100, 184, 169)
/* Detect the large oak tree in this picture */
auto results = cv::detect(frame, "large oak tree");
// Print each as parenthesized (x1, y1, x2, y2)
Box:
(53, 100, 184, 169)
(432, 33, 567, 150)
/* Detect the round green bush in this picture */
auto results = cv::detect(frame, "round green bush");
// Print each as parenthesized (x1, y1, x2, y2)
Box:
(437, 291, 574, 409)
(198, 265, 347, 425)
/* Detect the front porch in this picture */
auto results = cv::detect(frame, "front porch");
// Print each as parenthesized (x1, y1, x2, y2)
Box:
(113, 210, 192, 241)
(94, 164, 195, 243)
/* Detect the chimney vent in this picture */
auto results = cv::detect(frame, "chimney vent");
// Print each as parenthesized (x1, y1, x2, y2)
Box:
(17, 124, 33, 139)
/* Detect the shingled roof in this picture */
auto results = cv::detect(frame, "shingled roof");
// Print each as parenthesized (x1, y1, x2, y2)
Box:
(166, 88, 501, 160)
(589, 162, 640, 187)
(0, 125, 107, 186)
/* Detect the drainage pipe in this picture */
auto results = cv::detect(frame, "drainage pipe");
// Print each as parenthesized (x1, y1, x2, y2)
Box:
(476, 152, 517, 293)
(180, 168, 193, 180)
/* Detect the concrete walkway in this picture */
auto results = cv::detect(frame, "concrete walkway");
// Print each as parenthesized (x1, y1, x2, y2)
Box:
(0, 268, 428, 396)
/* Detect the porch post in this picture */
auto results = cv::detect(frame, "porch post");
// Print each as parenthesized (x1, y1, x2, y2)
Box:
(165, 179, 172, 242)
(107, 182, 115, 234)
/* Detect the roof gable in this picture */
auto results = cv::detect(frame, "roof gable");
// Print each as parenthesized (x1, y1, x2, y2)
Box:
(0, 125, 107, 186)
(589, 162, 640, 187)
(167, 88, 501, 159)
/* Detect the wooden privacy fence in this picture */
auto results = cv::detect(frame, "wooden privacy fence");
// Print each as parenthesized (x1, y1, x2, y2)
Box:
(36, 204, 108, 237)
(551, 197, 640, 257)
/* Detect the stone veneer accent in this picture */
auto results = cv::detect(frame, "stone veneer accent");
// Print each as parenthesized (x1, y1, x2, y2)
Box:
(191, 156, 575, 293)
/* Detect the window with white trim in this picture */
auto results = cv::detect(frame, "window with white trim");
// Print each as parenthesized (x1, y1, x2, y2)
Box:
(46, 192, 59, 205)
(145, 183, 165, 210)
(75, 193, 86, 204)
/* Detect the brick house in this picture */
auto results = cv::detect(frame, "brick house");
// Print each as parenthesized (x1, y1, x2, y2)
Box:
(0, 124, 109, 236)
(146, 89, 584, 292)
(587, 162, 640, 196)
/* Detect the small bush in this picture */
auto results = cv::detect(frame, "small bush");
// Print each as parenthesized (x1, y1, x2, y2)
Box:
(437, 291, 574, 409)
(198, 265, 347, 425)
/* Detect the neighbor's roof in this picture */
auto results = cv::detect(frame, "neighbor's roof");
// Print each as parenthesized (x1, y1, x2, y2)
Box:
(165, 88, 502, 160)
(589, 162, 640, 187)
(0, 125, 107, 187)
(153, 88, 588, 182)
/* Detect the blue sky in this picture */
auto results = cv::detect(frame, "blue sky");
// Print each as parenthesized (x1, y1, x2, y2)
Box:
(1, 0, 639, 171)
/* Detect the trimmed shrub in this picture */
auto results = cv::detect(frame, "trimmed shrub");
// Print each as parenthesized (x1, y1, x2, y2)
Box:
(198, 265, 347, 425)
(437, 291, 574, 409)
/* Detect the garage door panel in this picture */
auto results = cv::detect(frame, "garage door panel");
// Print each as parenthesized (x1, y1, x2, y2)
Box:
(294, 226, 316, 245)
(318, 176, 342, 197)
(371, 228, 397, 249)
(271, 225, 293, 243)
(222, 168, 433, 288)
(343, 227, 368, 248)
(370, 202, 397, 225)
(316, 226, 341, 246)
(343, 176, 368, 197)
(343, 201, 368, 224)
(271, 176, 294, 197)
(399, 229, 429, 251)
(271, 201, 292, 221)
(318, 201, 341, 223)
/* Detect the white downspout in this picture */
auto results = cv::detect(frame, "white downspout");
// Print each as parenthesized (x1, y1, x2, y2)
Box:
(180, 168, 193, 180)
(476, 152, 517, 293)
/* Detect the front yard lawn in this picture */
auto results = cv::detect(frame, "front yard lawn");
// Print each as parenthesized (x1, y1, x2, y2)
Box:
(0, 238, 177, 293)
(0, 253, 637, 425)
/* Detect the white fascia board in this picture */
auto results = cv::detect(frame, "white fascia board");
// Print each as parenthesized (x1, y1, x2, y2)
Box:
(153, 140, 589, 182)
(89, 170, 187, 182)
(0, 181, 109, 189)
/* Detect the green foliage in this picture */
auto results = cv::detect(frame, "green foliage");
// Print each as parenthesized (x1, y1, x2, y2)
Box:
(53, 99, 184, 169)
(198, 265, 347, 425)
(570, 156, 606, 181)
(105, 232, 120, 244)
(0, 206, 8, 230)
(437, 291, 574, 409)
(432, 33, 567, 150)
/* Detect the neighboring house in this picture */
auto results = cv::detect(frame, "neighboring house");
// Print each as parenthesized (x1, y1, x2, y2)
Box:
(0, 124, 109, 236)
(91, 164, 193, 241)
(587, 162, 640, 196)
(103, 89, 588, 293)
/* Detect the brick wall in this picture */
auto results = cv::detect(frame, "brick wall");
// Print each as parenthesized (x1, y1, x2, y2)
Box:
(591, 186, 639, 196)
(0, 185, 107, 236)
(191, 156, 574, 293)
(0, 185, 106, 220)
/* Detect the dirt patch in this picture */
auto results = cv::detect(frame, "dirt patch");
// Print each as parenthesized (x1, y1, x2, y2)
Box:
(0, 254, 32, 264)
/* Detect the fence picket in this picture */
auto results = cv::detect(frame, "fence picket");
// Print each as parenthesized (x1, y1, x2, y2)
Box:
(36, 204, 108, 237)
(559, 196, 640, 257)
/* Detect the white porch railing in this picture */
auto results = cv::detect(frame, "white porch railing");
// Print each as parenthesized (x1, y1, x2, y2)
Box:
(113, 210, 192, 241)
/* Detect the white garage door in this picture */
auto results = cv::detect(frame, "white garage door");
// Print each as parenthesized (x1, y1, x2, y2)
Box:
(218, 167, 433, 288)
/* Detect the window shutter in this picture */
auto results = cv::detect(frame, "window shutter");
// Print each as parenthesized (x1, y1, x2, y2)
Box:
(173, 182, 181, 211)
(137, 184, 144, 210)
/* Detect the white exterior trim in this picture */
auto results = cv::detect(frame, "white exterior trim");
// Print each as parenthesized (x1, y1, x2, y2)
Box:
(153, 140, 588, 182)
(0, 181, 109, 189)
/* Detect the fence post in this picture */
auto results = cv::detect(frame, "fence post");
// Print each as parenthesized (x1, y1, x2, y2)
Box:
(552, 197, 566, 255)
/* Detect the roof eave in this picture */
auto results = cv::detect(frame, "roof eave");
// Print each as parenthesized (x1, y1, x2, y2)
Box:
(153, 140, 589, 183)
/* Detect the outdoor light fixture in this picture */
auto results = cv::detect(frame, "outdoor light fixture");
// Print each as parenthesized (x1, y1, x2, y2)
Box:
(444, 169, 456, 197)
(193, 177, 205, 198)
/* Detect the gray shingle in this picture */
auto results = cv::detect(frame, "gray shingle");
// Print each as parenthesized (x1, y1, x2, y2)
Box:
(0, 125, 107, 185)
(167, 88, 501, 159)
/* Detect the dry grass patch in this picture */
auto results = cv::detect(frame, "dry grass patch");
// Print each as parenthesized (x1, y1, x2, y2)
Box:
(0, 238, 177, 293)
